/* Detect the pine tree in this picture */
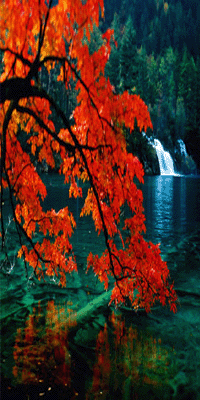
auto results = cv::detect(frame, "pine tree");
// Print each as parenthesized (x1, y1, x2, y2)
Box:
(119, 16, 138, 92)
(179, 49, 197, 133)
(136, 46, 149, 104)
(105, 13, 121, 92)
(179, 53, 200, 171)
(156, 47, 176, 146)
(85, 24, 103, 55)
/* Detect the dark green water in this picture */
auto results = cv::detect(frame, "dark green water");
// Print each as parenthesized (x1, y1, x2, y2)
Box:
(1, 175, 200, 399)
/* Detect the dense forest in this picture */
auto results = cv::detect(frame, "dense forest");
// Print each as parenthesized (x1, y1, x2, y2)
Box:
(101, 0, 200, 172)
(103, 0, 200, 58)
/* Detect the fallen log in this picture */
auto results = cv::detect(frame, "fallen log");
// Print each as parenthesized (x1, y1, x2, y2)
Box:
(66, 289, 113, 335)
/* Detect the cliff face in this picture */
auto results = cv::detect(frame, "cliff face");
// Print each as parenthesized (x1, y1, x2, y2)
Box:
(142, 146, 160, 175)
(126, 133, 160, 176)
(185, 134, 200, 174)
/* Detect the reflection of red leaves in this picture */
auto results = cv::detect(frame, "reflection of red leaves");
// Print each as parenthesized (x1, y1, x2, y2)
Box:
(13, 301, 71, 386)
(87, 312, 176, 397)
(12, 365, 18, 378)
(89, 324, 111, 395)
(54, 344, 66, 365)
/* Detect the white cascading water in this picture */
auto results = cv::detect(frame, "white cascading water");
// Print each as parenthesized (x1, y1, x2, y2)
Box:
(177, 139, 188, 158)
(153, 139, 175, 175)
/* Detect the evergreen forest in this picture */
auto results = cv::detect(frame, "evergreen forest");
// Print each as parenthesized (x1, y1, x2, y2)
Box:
(102, 0, 200, 172)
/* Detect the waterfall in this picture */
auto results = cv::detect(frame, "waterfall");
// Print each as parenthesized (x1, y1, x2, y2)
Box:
(153, 139, 175, 175)
(178, 139, 188, 158)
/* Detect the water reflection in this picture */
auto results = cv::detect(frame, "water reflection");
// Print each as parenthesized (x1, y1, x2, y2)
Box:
(13, 301, 75, 392)
(87, 311, 177, 399)
(143, 176, 200, 248)
(41, 175, 200, 263)
(12, 303, 177, 399)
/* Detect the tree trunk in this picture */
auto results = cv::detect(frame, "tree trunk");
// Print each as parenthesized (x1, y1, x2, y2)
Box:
(66, 289, 113, 335)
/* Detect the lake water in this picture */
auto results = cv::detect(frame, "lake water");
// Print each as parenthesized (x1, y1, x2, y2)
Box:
(1, 175, 200, 399)
(41, 174, 200, 265)
(143, 175, 200, 248)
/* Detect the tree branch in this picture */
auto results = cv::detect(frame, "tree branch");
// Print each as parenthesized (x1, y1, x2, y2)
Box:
(0, 47, 32, 68)
(0, 101, 17, 248)
(16, 103, 111, 154)
(15, 104, 76, 155)
(39, 55, 116, 132)
(0, 48, 131, 298)
(0, 78, 43, 104)
(4, 167, 29, 278)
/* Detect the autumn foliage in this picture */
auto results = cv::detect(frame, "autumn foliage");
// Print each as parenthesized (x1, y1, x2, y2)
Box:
(0, 0, 177, 311)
